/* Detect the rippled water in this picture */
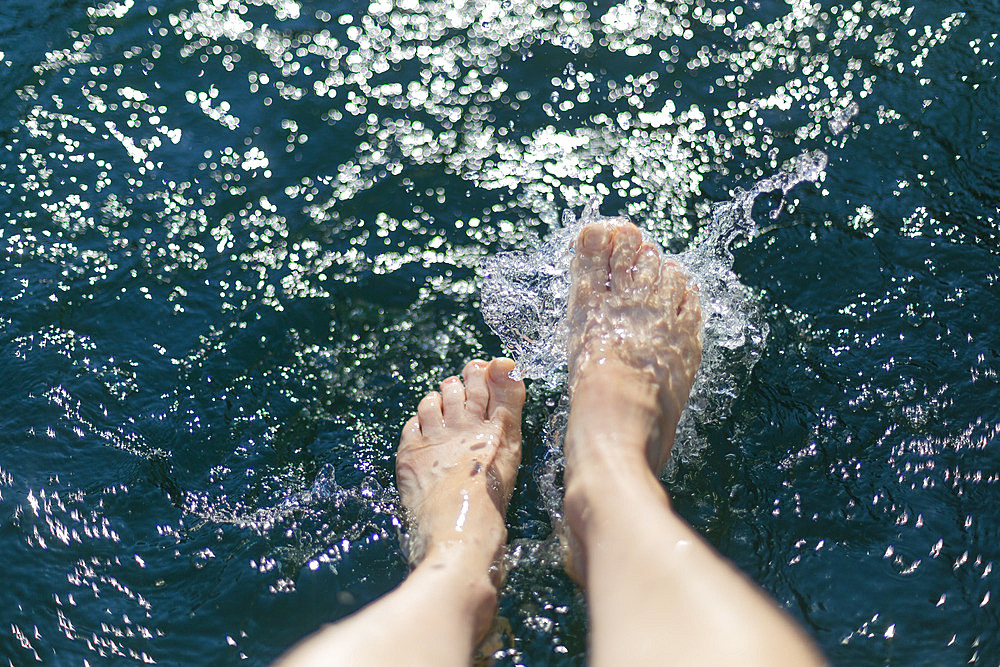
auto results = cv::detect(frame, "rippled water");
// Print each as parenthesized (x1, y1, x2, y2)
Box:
(1, 0, 998, 663)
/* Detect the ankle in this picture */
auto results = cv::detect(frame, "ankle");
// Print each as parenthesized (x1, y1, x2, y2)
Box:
(421, 517, 506, 565)
(563, 434, 651, 492)
(563, 455, 670, 547)
(415, 541, 503, 637)
(566, 360, 673, 469)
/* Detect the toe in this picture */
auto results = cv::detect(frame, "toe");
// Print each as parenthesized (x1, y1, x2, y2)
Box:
(632, 243, 661, 289)
(678, 287, 704, 354)
(400, 414, 422, 445)
(610, 224, 642, 292)
(570, 222, 613, 293)
(462, 359, 490, 417)
(678, 284, 701, 319)
(486, 358, 526, 427)
(440, 376, 465, 423)
(658, 260, 689, 309)
(417, 391, 445, 436)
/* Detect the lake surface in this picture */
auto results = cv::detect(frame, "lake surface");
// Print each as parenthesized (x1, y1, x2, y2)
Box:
(1, 0, 999, 663)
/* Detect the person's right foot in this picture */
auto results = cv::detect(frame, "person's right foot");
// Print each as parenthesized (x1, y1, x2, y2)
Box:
(561, 219, 703, 580)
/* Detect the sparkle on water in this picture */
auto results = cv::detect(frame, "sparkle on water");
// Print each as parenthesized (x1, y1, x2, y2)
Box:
(1, 0, 998, 663)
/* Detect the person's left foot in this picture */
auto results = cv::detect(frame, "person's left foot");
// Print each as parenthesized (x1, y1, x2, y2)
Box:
(396, 358, 525, 570)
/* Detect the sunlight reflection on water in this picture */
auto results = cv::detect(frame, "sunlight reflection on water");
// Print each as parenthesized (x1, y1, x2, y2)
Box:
(1, 0, 999, 663)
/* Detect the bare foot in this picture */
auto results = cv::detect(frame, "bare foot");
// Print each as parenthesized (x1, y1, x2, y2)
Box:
(396, 358, 525, 583)
(561, 220, 702, 580)
(277, 360, 525, 666)
(565, 220, 702, 472)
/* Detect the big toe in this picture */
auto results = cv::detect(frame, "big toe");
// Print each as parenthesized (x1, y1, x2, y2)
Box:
(570, 222, 614, 294)
(486, 358, 526, 428)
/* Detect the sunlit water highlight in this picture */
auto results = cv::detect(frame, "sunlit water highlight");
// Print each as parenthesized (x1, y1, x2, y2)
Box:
(1, 0, 999, 664)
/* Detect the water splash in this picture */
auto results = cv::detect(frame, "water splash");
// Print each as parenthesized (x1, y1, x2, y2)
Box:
(481, 205, 626, 384)
(182, 463, 352, 534)
(829, 101, 861, 136)
(481, 150, 828, 457)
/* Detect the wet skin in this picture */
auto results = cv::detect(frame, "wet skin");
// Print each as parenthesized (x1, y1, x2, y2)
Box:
(565, 220, 703, 474)
(559, 220, 823, 666)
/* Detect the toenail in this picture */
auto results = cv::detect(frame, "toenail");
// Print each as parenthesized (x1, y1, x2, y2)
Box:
(615, 227, 639, 245)
(489, 360, 513, 381)
(581, 225, 605, 250)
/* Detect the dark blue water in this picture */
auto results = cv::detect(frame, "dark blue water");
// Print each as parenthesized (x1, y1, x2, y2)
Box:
(1, 0, 998, 663)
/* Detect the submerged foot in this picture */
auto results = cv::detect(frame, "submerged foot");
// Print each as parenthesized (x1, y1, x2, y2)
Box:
(565, 220, 702, 471)
(396, 358, 525, 580)
(561, 220, 703, 581)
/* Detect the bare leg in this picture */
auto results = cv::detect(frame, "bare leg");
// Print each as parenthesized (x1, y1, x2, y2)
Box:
(562, 221, 824, 666)
(278, 358, 525, 667)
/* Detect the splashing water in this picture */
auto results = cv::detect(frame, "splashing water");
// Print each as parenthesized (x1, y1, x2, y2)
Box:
(482, 150, 828, 460)
(4, 0, 994, 661)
